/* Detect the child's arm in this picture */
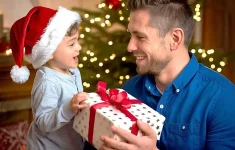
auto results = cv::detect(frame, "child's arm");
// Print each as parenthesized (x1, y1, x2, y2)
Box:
(32, 80, 86, 133)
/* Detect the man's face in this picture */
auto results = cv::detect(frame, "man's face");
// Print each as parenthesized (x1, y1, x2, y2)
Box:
(127, 10, 172, 76)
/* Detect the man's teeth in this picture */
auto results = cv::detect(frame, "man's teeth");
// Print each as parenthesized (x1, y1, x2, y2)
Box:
(136, 56, 145, 60)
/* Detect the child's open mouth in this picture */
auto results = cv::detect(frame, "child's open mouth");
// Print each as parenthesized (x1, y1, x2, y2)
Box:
(73, 56, 78, 63)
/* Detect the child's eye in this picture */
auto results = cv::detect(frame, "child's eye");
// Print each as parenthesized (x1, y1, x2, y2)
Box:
(69, 43, 75, 46)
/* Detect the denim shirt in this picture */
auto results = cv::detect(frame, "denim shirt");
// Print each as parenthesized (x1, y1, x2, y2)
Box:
(122, 53, 235, 150)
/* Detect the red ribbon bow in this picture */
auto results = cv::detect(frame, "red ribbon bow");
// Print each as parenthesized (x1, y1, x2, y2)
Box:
(96, 81, 131, 109)
(88, 81, 142, 145)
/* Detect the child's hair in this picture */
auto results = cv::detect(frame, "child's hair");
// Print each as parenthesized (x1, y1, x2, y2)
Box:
(66, 22, 79, 36)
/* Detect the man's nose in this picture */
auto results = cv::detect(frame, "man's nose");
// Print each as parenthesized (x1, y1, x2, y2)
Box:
(127, 37, 137, 52)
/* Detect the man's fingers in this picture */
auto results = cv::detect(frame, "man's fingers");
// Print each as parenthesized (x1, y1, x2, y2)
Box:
(109, 126, 141, 146)
(99, 144, 114, 150)
(137, 120, 156, 139)
(106, 122, 154, 145)
(100, 135, 133, 150)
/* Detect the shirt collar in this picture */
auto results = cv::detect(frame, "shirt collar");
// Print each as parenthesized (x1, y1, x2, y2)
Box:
(145, 75, 162, 97)
(40, 66, 76, 82)
(144, 53, 199, 94)
(172, 53, 199, 90)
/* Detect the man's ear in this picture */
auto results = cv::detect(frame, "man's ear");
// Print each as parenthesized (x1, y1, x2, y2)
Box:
(170, 28, 184, 51)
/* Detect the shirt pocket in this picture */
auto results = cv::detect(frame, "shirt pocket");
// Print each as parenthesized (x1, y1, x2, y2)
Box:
(167, 123, 200, 150)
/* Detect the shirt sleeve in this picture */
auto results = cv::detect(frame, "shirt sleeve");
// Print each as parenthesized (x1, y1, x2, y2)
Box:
(206, 85, 235, 149)
(33, 79, 76, 133)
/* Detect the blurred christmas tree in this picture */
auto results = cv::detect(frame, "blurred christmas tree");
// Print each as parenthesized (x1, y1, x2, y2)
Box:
(72, 0, 234, 91)
(73, 0, 135, 91)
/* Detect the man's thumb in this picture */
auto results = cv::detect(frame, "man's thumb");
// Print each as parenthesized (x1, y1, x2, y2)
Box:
(137, 120, 157, 138)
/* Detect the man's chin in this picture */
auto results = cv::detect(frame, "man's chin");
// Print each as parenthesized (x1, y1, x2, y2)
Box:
(136, 67, 148, 75)
(137, 68, 158, 76)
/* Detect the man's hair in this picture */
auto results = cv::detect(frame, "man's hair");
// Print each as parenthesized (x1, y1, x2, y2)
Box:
(127, 0, 194, 47)
(66, 22, 79, 36)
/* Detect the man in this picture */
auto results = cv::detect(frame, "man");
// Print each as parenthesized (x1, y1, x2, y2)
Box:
(100, 0, 235, 149)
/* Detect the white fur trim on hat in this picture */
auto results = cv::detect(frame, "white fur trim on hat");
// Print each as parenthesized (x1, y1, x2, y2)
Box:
(10, 65, 30, 84)
(24, 6, 81, 69)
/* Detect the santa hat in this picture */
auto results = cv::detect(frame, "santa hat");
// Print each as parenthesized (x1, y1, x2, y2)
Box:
(10, 6, 81, 84)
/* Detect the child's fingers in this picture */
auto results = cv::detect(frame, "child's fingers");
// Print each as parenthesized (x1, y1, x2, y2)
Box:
(77, 103, 88, 109)
(74, 92, 88, 103)
(76, 92, 88, 98)
(78, 99, 87, 104)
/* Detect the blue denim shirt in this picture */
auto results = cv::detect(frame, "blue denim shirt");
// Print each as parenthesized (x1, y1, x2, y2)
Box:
(122, 53, 235, 150)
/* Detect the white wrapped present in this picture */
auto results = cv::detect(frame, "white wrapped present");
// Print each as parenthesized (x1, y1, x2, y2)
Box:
(73, 81, 165, 149)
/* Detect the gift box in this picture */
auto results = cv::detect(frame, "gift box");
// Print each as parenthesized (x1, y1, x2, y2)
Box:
(73, 81, 165, 149)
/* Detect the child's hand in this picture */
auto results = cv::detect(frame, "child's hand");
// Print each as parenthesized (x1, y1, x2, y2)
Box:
(70, 92, 88, 113)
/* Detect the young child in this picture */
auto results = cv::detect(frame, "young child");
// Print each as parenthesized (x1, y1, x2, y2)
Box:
(10, 6, 88, 150)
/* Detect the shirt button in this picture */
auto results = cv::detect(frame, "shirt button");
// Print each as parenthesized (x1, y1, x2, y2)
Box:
(182, 126, 186, 130)
(160, 104, 164, 109)
(148, 86, 151, 89)
(176, 89, 180, 93)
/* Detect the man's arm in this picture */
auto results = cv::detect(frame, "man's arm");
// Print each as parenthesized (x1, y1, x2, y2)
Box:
(206, 86, 235, 149)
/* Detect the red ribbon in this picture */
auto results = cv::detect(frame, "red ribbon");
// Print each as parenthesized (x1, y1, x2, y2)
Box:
(88, 81, 142, 145)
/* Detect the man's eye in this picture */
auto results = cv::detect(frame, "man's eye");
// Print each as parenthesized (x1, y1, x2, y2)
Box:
(69, 43, 74, 46)
(137, 36, 145, 39)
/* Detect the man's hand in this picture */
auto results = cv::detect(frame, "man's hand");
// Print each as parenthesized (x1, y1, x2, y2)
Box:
(70, 92, 88, 113)
(99, 120, 159, 150)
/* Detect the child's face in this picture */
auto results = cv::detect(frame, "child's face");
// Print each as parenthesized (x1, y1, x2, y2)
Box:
(47, 31, 81, 73)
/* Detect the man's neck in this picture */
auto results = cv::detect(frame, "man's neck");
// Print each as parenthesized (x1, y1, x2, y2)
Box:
(154, 50, 190, 93)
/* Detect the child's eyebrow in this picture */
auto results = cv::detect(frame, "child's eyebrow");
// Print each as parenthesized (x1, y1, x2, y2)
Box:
(68, 37, 77, 42)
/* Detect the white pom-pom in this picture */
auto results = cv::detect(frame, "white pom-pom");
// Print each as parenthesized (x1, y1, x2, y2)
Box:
(10, 65, 30, 84)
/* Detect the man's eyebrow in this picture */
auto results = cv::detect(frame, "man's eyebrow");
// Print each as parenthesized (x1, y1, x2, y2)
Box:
(130, 30, 146, 35)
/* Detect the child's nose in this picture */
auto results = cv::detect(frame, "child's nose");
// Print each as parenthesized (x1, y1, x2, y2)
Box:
(76, 44, 82, 51)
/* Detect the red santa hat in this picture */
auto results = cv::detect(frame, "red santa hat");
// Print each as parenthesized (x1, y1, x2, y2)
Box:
(10, 6, 81, 84)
